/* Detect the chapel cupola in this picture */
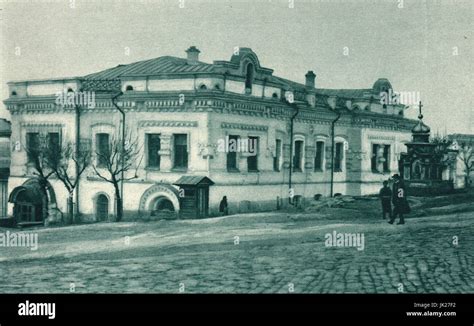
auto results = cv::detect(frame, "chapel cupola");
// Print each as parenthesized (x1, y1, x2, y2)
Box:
(411, 101, 431, 143)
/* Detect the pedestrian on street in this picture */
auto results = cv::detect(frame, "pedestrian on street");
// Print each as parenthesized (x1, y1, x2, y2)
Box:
(389, 174, 410, 225)
(379, 180, 392, 220)
(219, 196, 229, 216)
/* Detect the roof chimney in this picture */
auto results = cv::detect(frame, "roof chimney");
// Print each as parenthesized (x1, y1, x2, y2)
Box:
(305, 70, 316, 88)
(186, 46, 200, 65)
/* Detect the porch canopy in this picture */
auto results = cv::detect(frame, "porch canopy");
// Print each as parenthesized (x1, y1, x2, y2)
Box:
(173, 176, 215, 187)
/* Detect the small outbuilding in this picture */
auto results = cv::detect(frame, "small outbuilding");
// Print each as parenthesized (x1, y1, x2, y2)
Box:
(173, 176, 214, 219)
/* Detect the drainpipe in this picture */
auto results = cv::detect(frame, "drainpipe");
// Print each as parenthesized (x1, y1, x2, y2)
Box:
(111, 91, 125, 220)
(330, 110, 342, 197)
(287, 100, 299, 204)
(74, 100, 81, 223)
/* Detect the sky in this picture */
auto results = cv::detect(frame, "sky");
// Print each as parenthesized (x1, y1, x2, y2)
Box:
(0, 0, 472, 134)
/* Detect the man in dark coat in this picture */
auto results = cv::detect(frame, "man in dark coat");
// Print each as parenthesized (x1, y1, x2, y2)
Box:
(389, 174, 409, 225)
(379, 180, 392, 220)
(219, 196, 229, 216)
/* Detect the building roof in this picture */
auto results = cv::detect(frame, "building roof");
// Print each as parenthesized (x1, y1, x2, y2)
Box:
(85, 56, 216, 80)
(412, 120, 431, 134)
(315, 88, 373, 99)
(7, 48, 407, 114)
(372, 78, 393, 93)
(83, 49, 385, 100)
(448, 133, 474, 143)
(173, 176, 215, 186)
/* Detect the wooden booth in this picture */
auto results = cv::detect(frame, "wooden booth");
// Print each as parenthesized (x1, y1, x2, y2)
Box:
(174, 176, 214, 219)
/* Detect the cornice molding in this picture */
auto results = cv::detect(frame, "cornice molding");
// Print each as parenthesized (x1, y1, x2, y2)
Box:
(221, 122, 268, 132)
(138, 121, 198, 128)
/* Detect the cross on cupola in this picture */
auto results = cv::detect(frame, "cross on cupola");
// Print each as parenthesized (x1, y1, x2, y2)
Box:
(418, 101, 424, 120)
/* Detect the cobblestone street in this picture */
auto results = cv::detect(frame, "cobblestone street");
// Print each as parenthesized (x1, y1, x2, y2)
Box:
(1, 207, 472, 294)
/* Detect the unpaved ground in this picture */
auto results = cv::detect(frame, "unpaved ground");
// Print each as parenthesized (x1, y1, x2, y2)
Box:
(0, 197, 472, 293)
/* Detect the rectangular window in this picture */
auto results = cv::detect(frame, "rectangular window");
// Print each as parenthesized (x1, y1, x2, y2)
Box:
(26, 132, 39, 163)
(96, 133, 110, 167)
(335, 142, 343, 172)
(147, 134, 161, 168)
(273, 139, 282, 172)
(48, 132, 60, 152)
(247, 136, 258, 172)
(226, 135, 239, 171)
(371, 144, 391, 173)
(293, 140, 303, 172)
(371, 144, 378, 172)
(314, 141, 324, 171)
(173, 134, 188, 169)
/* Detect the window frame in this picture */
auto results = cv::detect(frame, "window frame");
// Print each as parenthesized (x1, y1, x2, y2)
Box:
(146, 133, 161, 169)
(173, 133, 189, 170)
(247, 136, 259, 172)
(226, 135, 240, 172)
(334, 142, 344, 172)
(371, 143, 391, 173)
(273, 138, 282, 172)
(293, 139, 304, 172)
(244, 62, 254, 94)
(96, 133, 110, 168)
(314, 140, 325, 172)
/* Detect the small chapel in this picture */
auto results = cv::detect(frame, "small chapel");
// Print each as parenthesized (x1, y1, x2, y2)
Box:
(399, 102, 458, 195)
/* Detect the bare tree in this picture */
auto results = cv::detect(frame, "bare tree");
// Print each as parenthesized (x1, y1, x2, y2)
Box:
(48, 141, 91, 223)
(25, 134, 56, 194)
(92, 130, 142, 222)
(459, 142, 474, 188)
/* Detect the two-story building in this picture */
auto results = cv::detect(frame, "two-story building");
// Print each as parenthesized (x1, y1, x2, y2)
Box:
(4, 47, 417, 223)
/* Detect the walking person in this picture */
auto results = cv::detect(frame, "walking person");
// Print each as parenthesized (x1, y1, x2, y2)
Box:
(219, 196, 229, 216)
(389, 174, 410, 225)
(379, 180, 392, 220)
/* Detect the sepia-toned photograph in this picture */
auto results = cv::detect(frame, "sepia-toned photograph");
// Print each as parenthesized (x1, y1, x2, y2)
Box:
(0, 0, 472, 320)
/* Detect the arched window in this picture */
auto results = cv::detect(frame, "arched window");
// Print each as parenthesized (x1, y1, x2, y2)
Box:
(245, 62, 254, 94)
(96, 194, 109, 221)
(199, 84, 207, 90)
(67, 88, 74, 93)
(214, 84, 221, 90)
(125, 85, 134, 91)
(272, 92, 279, 99)
(11, 91, 17, 96)
(292, 136, 305, 172)
(334, 137, 347, 172)
(314, 139, 326, 172)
